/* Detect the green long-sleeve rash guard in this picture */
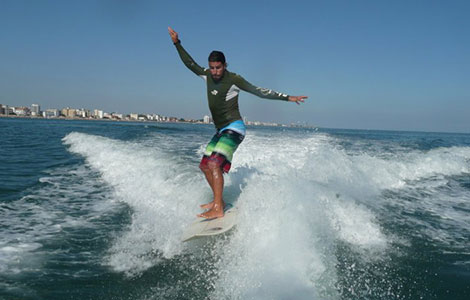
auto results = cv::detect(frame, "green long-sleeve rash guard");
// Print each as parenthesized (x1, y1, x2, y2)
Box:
(174, 41, 289, 130)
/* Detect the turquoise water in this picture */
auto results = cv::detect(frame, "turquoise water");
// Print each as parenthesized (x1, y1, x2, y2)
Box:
(1, 117, 469, 299)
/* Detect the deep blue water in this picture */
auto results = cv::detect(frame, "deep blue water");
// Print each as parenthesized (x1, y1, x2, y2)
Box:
(1, 117, 469, 299)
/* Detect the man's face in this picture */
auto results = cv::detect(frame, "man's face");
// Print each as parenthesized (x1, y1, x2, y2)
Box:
(209, 61, 225, 81)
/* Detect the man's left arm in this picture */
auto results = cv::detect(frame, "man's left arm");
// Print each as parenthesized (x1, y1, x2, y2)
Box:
(235, 75, 307, 105)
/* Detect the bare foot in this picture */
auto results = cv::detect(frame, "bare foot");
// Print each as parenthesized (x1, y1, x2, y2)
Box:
(198, 207, 225, 219)
(200, 201, 214, 210)
(200, 201, 225, 210)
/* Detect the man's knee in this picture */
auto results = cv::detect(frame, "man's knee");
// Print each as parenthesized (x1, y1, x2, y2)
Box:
(207, 160, 221, 171)
(199, 155, 210, 172)
(199, 154, 224, 173)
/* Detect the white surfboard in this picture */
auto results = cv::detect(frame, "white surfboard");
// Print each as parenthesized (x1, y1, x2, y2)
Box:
(182, 203, 238, 242)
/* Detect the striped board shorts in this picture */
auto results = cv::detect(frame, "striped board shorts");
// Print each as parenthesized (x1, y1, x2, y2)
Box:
(199, 129, 244, 173)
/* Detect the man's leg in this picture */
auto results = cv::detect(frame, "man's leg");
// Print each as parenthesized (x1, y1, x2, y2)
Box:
(199, 133, 219, 209)
(198, 130, 244, 218)
(198, 161, 225, 218)
(200, 164, 217, 209)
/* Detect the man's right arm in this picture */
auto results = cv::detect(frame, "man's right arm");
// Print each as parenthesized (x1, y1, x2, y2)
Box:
(168, 27, 205, 76)
(174, 42, 206, 76)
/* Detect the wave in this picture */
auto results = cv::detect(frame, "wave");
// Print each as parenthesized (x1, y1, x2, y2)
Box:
(61, 130, 470, 299)
(63, 132, 207, 276)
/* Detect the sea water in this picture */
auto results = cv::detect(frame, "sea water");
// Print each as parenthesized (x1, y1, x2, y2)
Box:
(1, 117, 469, 299)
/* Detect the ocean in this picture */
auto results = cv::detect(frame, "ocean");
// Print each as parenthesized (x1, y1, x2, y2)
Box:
(1, 117, 469, 300)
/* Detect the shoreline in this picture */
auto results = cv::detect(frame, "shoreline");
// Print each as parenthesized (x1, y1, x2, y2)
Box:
(0, 114, 314, 129)
(0, 114, 205, 125)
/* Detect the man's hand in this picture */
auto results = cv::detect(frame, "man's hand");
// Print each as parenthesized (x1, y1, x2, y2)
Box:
(168, 27, 179, 44)
(288, 96, 308, 105)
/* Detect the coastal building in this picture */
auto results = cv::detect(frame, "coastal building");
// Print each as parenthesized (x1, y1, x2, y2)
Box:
(203, 115, 211, 124)
(4, 105, 11, 115)
(130, 113, 138, 120)
(112, 113, 123, 120)
(149, 114, 163, 122)
(14, 106, 30, 116)
(61, 107, 77, 118)
(77, 109, 90, 118)
(93, 109, 104, 119)
(31, 104, 40, 116)
(44, 109, 59, 118)
(0, 104, 5, 115)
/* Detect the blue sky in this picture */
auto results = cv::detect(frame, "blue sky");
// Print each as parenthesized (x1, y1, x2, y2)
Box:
(1, 0, 469, 132)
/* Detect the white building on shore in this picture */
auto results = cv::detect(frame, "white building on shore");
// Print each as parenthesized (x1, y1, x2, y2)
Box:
(31, 104, 40, 116)
(93, 109, 104, 119)
(112, 113, 123, 120)
(43, 109, 59, 118)
(14, 106, 30, 116)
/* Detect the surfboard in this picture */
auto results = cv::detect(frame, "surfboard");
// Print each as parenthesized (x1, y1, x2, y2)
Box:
(182, 203, 238, 242)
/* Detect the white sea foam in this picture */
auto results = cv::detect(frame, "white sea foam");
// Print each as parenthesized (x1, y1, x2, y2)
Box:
(208, 132, 470, 299)
(63, 132, 208, 276)
(61, 130, 470, 298)
(206, 133, 388, 299)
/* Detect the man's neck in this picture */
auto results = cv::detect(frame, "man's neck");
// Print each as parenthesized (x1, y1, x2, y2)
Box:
(212, 70, 226, 83)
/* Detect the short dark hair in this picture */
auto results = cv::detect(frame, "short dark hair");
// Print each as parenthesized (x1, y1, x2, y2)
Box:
(208, 51, 226, 64)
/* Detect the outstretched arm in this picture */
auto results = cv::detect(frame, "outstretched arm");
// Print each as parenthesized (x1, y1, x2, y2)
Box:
(168, 27, 206, 76)
(234, 74, 308, 105)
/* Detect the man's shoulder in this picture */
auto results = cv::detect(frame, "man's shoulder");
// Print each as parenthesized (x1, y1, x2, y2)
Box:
(225, 70, 245, 82)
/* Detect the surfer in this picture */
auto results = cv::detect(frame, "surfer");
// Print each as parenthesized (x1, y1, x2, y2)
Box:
(168, 27, 307, 219)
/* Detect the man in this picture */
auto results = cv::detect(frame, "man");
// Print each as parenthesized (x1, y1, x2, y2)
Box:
(168, 27, 307, 219)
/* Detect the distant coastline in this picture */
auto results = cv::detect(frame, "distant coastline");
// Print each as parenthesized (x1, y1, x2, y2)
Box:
(0, 103, 317, 129)
(0, 114, 315, 129)
(0, 113, 201, 124)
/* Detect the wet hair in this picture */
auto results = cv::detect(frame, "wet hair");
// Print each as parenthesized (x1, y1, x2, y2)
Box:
(208, 50, 226, 64)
